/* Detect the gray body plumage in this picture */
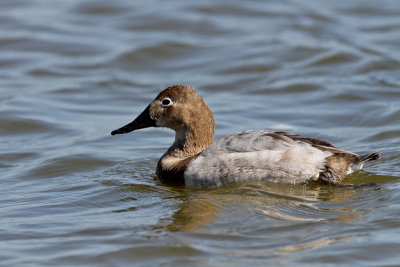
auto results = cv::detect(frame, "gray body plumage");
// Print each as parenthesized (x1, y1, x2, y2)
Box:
(185, 130, 333, 186)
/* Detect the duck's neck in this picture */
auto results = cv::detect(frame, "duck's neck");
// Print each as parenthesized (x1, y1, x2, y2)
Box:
(169, 125, 214, 158)
(156, 126, 214, 184)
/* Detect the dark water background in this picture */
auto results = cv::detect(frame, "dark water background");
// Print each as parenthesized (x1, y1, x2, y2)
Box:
(1, 0, 400, 265)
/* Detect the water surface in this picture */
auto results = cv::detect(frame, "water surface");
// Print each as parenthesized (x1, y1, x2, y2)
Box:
(1, 0, 400, 266)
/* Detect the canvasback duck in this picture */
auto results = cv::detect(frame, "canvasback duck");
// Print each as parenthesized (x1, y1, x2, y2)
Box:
(111, 85, 381, 187)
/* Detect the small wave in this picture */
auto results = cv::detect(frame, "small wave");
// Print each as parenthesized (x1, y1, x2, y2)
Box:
(24, 154, 116, 179)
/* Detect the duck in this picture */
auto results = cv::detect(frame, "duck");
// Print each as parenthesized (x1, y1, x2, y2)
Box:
(111, 84, 381, 187)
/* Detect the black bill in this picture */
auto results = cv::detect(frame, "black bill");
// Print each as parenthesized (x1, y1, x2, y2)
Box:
(111, 105, 155, 135)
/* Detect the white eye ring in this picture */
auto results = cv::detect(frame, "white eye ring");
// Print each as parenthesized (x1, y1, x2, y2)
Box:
(161, 97, 172, 108)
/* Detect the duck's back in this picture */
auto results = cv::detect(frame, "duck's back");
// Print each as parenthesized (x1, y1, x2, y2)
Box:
(184, 130, 364, 187)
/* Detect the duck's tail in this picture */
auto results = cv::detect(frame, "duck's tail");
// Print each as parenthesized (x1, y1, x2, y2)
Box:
(358, 152, 382, 163)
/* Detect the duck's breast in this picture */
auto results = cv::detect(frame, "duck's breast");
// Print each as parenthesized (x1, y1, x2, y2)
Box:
(184, 130, 333, 186)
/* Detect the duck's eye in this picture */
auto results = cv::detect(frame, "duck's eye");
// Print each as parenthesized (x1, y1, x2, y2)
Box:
(161, 98, 172, 107)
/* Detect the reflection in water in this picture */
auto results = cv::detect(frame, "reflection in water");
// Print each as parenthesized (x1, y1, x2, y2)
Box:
(274, 234, 359, 254)
(166, 181, 365, 232)
(156, 180, 391, 260)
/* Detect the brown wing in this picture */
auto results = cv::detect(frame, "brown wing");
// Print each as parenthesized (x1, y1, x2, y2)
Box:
(272, 131, 335, 148)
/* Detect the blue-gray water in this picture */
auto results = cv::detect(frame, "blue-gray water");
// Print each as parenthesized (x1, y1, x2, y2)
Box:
(1, 0, 400, 266)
